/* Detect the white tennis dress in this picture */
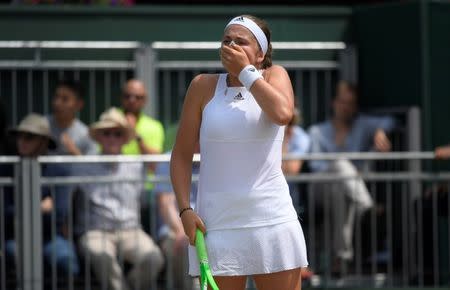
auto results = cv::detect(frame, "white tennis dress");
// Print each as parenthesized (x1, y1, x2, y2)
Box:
(188, 73, 308, 276)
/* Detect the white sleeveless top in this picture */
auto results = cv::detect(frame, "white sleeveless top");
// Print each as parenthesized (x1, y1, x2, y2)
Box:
(196, 74, 298, 231)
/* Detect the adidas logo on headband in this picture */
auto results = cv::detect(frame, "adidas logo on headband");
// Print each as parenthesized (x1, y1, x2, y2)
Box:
(225, 16, 268, 55)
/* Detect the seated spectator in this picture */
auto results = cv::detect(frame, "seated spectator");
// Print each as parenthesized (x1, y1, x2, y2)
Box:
(72, 108, 163, 290)
(282, 108, 314, 280)
(120, 79, 164, 158)
(282, 108, 311, 209)
(119, 79, 165, 233)
(153, 145, 199, 290)
(6, 113, 79, 276)
(47, 80, 97, 155)
(308, 80, 395, 268)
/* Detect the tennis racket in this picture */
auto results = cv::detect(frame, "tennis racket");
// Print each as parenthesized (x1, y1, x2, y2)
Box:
(195, 229, 220, 290)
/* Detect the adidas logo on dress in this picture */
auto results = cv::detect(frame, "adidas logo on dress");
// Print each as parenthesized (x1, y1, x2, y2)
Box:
(233, 92, 244, 101)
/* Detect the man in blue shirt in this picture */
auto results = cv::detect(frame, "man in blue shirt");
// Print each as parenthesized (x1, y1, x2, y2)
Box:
(308, 81, 395, 267)
(47, 80, 97, 156)
(282, 108, 311, 211)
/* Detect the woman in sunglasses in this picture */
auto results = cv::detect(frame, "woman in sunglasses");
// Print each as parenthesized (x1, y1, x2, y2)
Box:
(171, 15, 308, 290)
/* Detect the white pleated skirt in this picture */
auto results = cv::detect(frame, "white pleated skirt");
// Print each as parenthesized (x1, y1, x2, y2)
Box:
(188, 220, 308, 276)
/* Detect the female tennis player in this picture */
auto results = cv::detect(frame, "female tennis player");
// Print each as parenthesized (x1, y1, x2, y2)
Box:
(170, 15, 308, 290)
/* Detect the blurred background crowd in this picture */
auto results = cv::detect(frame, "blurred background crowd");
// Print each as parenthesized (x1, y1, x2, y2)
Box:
(1, 0, 450, 289)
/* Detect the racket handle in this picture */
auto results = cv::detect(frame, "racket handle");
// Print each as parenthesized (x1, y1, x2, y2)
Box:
(195, 229, 208, 263)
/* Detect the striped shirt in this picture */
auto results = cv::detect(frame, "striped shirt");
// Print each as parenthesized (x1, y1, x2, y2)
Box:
(72, 162, 144, 234)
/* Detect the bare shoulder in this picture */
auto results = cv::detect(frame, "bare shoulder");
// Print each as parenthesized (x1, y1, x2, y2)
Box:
(263, 65, 290, 82)
(189, 73, 219, 93)
(263, 65, 294, 98)
(188, 73, 219, 109)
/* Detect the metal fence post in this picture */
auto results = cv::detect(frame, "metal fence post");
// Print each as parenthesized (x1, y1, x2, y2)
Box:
(30, 158, 43, 290)
(16, 158, 43, 290)
(407, 106, 422, 283)
(408, 106, 422, 198)
(135, 44, 159, 119)
(16, 158, 30, 290)
(339, 44, 358, 83)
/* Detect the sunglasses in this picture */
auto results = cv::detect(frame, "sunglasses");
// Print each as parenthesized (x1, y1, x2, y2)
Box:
(17, 132, 41, 141)
(101, 130, 124, 138)
(123, 93, 145, 101)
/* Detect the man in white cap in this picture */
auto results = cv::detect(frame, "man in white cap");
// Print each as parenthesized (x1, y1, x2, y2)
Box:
(5, 113, 79, 276)
(72, 107, 163, 290)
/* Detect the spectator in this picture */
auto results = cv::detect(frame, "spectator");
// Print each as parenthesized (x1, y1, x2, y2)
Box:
(5, 113, 79, 276)
(119, 79, 165, 233)
(282, 107, 311, 207)
(308, 81, 395, 172)
(120, 79, 164, 158)
(153, 146, 199, 290)
(282, 108, 314, 280)
(47, 80, 97, 155)
(73, 108, 163, 290)
(308, 80, 395, 268)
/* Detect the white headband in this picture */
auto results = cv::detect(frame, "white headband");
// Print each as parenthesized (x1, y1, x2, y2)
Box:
(225, 16, 268, 55)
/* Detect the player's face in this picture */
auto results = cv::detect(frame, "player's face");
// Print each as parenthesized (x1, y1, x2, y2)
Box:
(222, 25, 264, 67)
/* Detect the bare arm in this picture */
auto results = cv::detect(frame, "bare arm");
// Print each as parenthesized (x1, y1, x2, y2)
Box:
(221, 44, 294, 125)
(170, 74, 213, 244)
(282, 159, 303, 175)
(373, 128, 392, 152)
(137, 139, 161, 155)
(435, 145, 450, 159)
(125, 114, 162, 154)
(136, 138, 160, 171)
(61, 133, 82, 155)
(250, 66, 294, 125)
(281, 133, 303, 174)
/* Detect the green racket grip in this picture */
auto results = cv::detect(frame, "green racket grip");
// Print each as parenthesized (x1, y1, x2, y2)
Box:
(195, 229, 208, 263)
(195, 229, 220, 290)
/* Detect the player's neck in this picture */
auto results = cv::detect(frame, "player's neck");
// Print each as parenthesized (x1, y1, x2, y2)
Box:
(226, 74, 243, 88)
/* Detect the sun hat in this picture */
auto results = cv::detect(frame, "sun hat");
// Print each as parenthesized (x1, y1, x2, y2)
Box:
(9, 113, 57, 149)
(89, 107, 134, 143)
